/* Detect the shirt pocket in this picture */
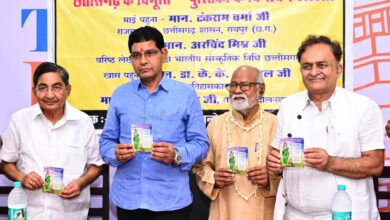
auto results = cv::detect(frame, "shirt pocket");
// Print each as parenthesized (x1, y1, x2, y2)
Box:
(154, 109, 185, 143)
(330, 117, 360, 157)
(54, 142, 87, 177)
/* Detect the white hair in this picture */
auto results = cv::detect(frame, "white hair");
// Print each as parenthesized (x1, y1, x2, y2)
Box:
(256, 68, 264, 83)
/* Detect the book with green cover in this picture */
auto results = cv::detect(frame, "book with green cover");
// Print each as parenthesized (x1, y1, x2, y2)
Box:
(131, 124, 153, 152)
(280, 137, 304, 168)
(42, 166, 63, 194)
(227, 147, 248, 174)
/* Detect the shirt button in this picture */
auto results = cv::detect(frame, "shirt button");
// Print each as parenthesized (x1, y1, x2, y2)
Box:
(148, 99, 151, 102)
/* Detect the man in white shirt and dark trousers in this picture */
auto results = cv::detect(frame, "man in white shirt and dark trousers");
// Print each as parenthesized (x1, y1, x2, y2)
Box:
(0, 62, 104, 220)
(267, 35, 384, 220)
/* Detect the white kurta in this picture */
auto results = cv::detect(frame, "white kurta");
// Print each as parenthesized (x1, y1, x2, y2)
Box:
(272, 87, 384, 220)
(1, 102, 104, 220)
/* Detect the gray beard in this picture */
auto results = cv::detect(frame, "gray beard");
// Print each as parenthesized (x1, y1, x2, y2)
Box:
(231, 94, 258, 112)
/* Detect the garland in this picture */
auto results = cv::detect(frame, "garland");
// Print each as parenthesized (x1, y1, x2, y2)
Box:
(225, 107, 264, 201)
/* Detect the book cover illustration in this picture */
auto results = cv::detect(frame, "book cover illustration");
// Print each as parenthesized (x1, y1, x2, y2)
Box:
(42, 166, 64, 194)
(227, 147, 248, 174)
(131, 124, 153, 152)
(280, 137, 304, 168)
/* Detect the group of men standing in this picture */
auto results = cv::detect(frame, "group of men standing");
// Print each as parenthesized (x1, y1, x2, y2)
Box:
(0, 25, 387, 220)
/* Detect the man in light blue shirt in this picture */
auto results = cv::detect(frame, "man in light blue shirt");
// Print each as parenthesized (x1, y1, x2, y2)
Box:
(99, 26, 209, 220)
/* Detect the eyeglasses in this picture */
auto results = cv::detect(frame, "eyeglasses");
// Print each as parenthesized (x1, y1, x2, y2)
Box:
(37, 85, 64, 93)
(130, 49, 160, 61)
(225, 82, 261, 92)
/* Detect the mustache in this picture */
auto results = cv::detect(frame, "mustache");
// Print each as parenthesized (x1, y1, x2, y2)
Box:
(307, 74, 325, 79)
(42, 98, 58, 103)
(231, 94, 248, 100)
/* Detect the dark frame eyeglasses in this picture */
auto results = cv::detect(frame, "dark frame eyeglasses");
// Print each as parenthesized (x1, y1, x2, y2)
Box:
(225, 82, 261, 91)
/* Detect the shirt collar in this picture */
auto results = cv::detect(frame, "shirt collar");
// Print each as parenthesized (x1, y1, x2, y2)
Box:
(301, 87, 338, 111)
(328, 87, 340, 112)
(31, 103, 43, 119)
(136, 72, 170, 93)
(64, 102, 81, 120)
(32, 102, 79, 121)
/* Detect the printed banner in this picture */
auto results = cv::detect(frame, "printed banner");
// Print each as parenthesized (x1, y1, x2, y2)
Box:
(56, 0, 344, 111)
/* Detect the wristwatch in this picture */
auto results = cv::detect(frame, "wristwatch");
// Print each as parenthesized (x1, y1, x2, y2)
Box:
(171, 148, 182, 167)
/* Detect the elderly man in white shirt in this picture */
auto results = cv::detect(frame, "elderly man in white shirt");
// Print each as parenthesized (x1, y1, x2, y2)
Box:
(267, 35, 384, 220)
(0, 62, 104, 220)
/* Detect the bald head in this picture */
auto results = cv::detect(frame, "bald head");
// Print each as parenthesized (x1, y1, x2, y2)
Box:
(232, 65, 264, 84)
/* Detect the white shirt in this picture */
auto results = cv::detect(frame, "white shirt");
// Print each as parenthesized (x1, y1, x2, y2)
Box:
(272, 87, 384, 220)
(0, 102, 104, 220)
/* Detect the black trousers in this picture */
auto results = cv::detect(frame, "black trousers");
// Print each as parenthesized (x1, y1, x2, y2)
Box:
(117, 205, 191, 220)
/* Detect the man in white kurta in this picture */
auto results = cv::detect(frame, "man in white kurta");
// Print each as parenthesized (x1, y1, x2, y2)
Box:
(0, 62, 104, 220)
(193, 65, 280, 220)
(267, 36, 384, 220)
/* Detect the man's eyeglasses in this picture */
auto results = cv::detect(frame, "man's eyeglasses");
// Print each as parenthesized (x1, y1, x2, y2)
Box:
(130, 49, 160, 60)
(225, 82, 261, 92)
(37, 85, 64, 93)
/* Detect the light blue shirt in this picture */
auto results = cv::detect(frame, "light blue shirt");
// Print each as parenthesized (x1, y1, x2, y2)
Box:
(99, 74, 209, 211)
